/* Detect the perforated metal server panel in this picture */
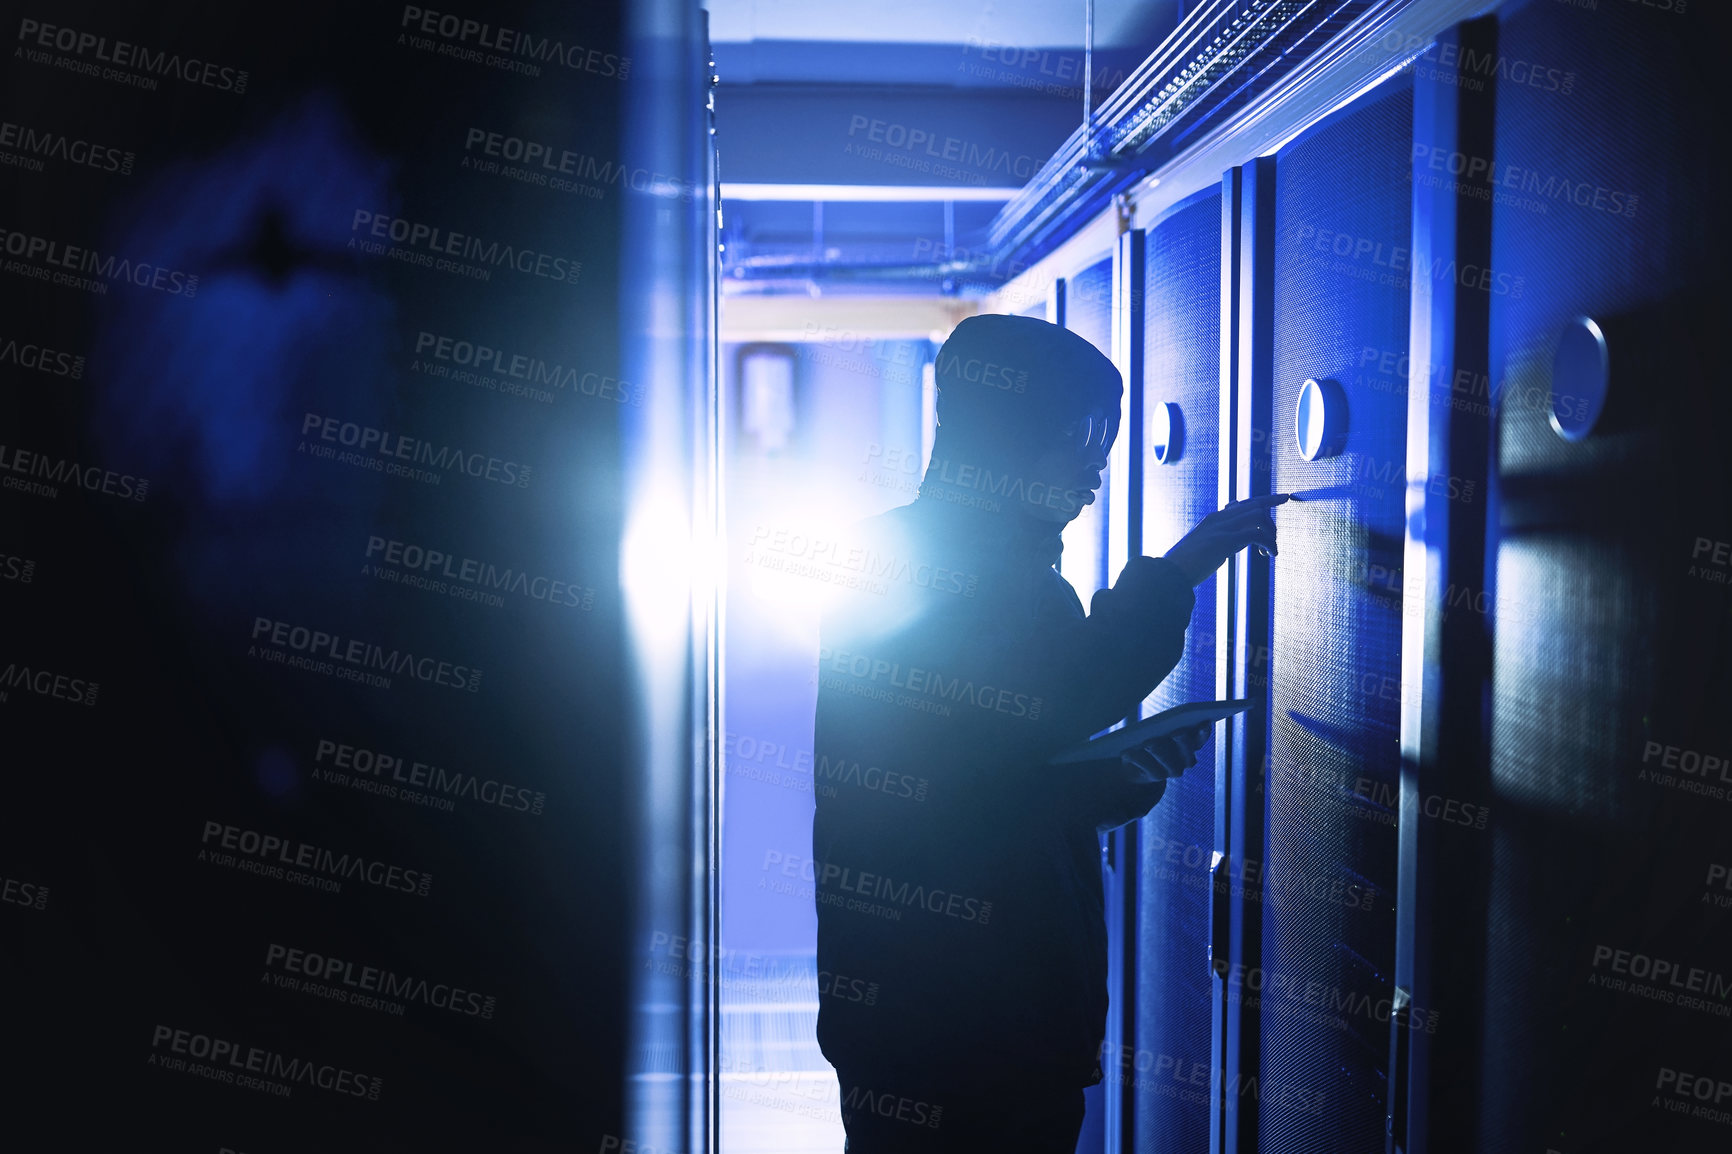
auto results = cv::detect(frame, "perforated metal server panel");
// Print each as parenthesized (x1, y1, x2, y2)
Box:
(1064, 258, 1117, 598)
(1132, 187, 1223, 1151)
(1464, 2, 1731, 1150)
(1263, 74, 1413, 1152)
(1067, 259, 1115, 356)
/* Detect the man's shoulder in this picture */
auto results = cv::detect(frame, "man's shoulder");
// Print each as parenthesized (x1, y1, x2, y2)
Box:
(848, 500, 921, 538)
(830, 502, 930, 563)
(817, 502, 951, 640)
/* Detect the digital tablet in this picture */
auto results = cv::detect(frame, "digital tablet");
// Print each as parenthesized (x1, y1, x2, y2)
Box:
(1047, 699, 1255, 765)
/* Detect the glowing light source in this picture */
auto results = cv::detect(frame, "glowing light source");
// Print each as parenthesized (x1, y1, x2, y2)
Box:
(621, 483, 706, 658)
(740, 501, 853, 619)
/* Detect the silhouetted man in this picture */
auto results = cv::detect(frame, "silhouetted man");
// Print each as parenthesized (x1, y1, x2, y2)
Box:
(812, 314, 1284, 1152)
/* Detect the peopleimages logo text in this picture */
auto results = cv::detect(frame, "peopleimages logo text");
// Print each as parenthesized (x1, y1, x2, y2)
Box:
(399, 6, 629, 77)
(0, 226, 197, 295)
(351, 210, 580, 284)
(301, 412, 531, 488)
(16, 19, 249, 93)
(149, 1025, 380, 1099)
(265, 942, 498, 1018)
(200, 820, 434, 897)
(0, 660, 99, 706)
(0, 332, 84, 377)
(2, 873, 49, 911)
(365, 536, 588, 609)
(0, 444, 148, 501)
(314, 737, 547, 815)
(817, 647, 1042, 718)
(414, 330, 642, 403)
(0, 119, 133, 175)
(250, 616, 483, 692)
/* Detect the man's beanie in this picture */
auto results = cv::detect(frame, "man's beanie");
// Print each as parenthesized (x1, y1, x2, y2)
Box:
(932, 314, 1122, 441)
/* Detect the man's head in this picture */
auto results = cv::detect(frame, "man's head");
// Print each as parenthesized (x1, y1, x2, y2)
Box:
(929, 314, 1122, 523)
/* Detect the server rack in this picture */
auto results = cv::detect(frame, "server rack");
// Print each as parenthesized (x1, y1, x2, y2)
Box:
(1419, 3, 1731, 1152)
(1395, 16, 1498, 1154)
(1064, 256, 1120, 601)
(1056, 253, 1126, 1154)
(1025, 6, 1726, 1153)
(1261, 71, 1415, 1154)
(1126, 187, 1226, 1152)
(1129, 69, 1418, 1154)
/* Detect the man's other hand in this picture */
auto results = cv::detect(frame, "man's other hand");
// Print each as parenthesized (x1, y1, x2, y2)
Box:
(1121, 722, 1213, 781)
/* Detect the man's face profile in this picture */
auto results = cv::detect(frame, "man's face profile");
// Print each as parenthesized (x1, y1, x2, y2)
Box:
(1020, 407, 1117, 524)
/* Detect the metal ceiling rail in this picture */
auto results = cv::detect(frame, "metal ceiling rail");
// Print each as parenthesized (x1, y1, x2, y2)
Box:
(986, 0, 1384, 270)
(722, 0, 1473, 292)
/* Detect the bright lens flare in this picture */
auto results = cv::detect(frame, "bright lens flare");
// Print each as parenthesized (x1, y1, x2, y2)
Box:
(622, 483, 714, 657)
(740, 502, 855, 618)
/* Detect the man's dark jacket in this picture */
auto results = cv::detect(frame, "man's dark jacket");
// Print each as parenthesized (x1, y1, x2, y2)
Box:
(811, 493, 1196, 1096)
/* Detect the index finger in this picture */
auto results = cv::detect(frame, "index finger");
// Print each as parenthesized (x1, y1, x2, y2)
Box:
(1217, 493, 1290, 518)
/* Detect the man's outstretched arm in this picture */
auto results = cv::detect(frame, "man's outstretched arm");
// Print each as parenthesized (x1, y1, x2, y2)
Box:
(1035, 553, 1198, 742)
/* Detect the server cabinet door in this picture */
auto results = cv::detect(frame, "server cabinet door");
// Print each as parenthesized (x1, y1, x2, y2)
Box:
(1057, 252, 1122, 1154)
(1259, 74, 1415, 1153)
(1130, 187, 1225, 1152)
(1443, 4, 1731, 1151)
(1063, 257, 1117, 600)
